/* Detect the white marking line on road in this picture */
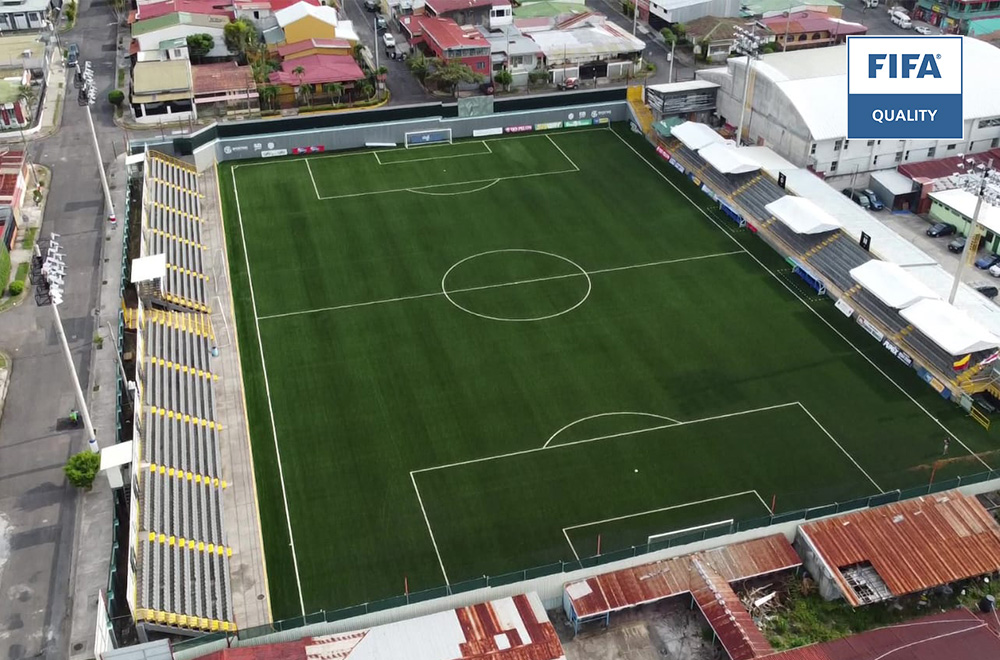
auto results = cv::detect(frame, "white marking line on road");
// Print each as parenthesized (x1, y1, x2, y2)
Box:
(411, 472, 451, 585)
(231, 165, 307, 616)
(796, 402, 884, 493)
(257, 250, 743, 321)
(607, 127, 993, 472)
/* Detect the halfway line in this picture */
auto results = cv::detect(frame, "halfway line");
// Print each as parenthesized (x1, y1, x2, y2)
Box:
(257, 250, 744, 321)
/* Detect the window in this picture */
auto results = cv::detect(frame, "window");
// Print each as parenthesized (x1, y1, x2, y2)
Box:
(873, 155, 879, 165)
(905, 151, 910, 160)
(829, 161, 838, 173)
(834, 139, 843, 151)
(977, 117, 1000, 129)
(928, 147, 936, 157)
(947, 143, 957, 150)
(895, 151, 903, 163)
(844, 140, 850, 150)
(810, 143, 816, 156)
(476, 61, 484, 69)
(867, 140, 875, 147)
(993, 138, 999, 148)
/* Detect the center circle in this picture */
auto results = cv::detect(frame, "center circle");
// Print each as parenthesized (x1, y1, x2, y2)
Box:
(441, 249, 592, 322)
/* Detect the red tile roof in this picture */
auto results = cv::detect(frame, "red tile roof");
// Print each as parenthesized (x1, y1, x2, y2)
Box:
(760, 11, 866, 35)
(799, 491, 1000, 607)
(276, 37, 353, 57)
(898, 149, 1000, 182)
(134, 0, 232, 20)
(268, 53, 364, 85)
(419, 15, 489, 50)
(425, 0, 495, 14)
(192, 62, 255, 94)
(765, 609, 1000, 660)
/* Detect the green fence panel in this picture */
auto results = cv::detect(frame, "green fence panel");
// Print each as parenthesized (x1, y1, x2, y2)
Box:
(597, 547, 635, 565)
(368, 595, 408, 613)
(409, 586, 450, 603)
(304, 611, 325, 625)
(898, 485, 929, 501)
(275, 615, 306, 632)
(959, 471, 990, 486)
(770, 509, 807, 525)
(838, 496, 870, 513)
(324, 604, 368, 623)
(172, 632, 229, 651)
(238, 623, 278, 640)
(736, 515, 771, 533)
(928, 477, 961, 494)
(488, 570, 526, 588)
(579, 556, 600, 570)
(525, 562, 562, 580)
(451, 576, 487, 594)
(806, 503, 840, 520)
(868, 491, 901, 507)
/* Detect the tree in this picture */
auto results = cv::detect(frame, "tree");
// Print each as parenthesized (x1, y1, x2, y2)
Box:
(108, 89, 124, 107)
(673, 22, 688, 41)
(621, 0, 634, 17)
(427, 58, 483, 97)
(494, 69, 513, 92)
(64, 451, 101, 490)
(660, 27, 676, 44)
(407, 51, 430, 84)
(761, 41, 779, 54)
(324, 82, 344, 105)
(259, 84, 279, 110)
(187, 33, 215, 63)
(109, 0, 127, 24)
(361, 81, 374, 99)
(224, 18, 257, 62)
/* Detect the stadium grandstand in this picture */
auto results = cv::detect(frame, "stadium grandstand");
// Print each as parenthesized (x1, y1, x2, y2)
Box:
(658, 121, 1000, 405)
(122, 151, 235, 639)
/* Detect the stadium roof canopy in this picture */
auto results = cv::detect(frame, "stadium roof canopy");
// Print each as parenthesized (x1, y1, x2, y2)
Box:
(671, 120, 725, 150)
(848, 260, 939, 309)
(699, 143, 760, 175)
(899, 298, 1000, 355)
(765, 195, 839, 234)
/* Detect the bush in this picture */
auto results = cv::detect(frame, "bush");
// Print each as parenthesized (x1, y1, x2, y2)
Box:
(65, 0, 77, 22)
(661, 27, 676, 44)
(8, 280, 23, 296)
(65, 451, 101, 490)
(108, 89, 125, 107)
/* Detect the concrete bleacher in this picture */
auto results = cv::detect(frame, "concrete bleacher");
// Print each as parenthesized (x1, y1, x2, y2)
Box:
(803, 235, 870, 293)
(850, 288, 909, 338)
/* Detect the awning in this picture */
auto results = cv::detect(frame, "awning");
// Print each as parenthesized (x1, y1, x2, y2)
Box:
(765, 195, 840, 234)
(671, 121, 725, 150)
(899, 298, 1000, 356)
(849, 260, 939, 309)
(698, 143, 760, 175)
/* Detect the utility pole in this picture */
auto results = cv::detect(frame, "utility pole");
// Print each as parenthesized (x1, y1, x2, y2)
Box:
(374, 18, 379, 69)
(82, 61, 117, 224)
(632, 0, 638, 35)
(668, 37, 676, 83)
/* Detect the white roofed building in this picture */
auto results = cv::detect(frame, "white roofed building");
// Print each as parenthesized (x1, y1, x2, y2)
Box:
(696, 37, 1000, 181)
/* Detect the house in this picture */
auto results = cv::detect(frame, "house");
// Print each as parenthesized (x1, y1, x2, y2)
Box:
(0, 150, 29, 248)
(233, 0, 322, 26)
(401, 15, 491, 76)
(132, 0, 232, 20)
(760, 10, 865, 50)
(276, 37, 353, 60)
(0, 0, 55, 32)
(647, 0, 741, 26)
(424, 0, 509, 27)
(0, 33, 53, 76)
(131, 58, 196, 122)
(192, 62, 257, 117)
(267, 53, 364, 105)
(684, 16, 767, 62)
(526, 12, 644, 83)
(131, 12, 232, 59)
(478, 24, 542, 86)
(740, 0, 843, 18)
(0, 80, 30, 131)
(269, 1, 358, 45)
(913, 0, 998, 33)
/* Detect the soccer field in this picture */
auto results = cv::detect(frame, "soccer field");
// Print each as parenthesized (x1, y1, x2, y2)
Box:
(218, 126, 999, 619)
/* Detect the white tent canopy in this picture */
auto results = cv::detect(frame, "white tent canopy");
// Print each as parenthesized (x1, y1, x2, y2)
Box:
(765, 195, 840, 234)
(899, 298, 1000, 356)
(849, 260, 939, 309)
(671, 121, 725, 151)
(698, 143, 761, 175)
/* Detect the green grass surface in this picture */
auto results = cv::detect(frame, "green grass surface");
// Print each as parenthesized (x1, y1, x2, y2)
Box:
(218, 126, 1000, 618)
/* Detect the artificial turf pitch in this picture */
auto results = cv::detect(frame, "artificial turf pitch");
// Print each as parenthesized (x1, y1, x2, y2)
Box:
(218, 126, 1000, 619)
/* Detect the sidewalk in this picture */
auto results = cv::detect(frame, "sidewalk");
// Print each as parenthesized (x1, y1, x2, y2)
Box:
(0, 54, 67, 143)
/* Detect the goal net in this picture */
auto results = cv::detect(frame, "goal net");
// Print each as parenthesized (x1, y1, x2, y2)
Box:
(404, 128, 453, 148)
(647, 519, 734, 550)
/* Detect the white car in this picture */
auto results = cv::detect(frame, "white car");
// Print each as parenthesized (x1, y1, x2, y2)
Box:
(382, 33, 396, 49)
(914, 25, 933, 34)
(990, 263, 1000, 278)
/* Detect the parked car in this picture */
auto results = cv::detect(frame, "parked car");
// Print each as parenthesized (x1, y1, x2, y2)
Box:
(479, 81, 495, 95)
(925, 222, 956, 237)
(375, 15, 388, 30)
(364, 0, 380, 11)
(557, 77, 579, 90)
(842, 188, 870, 209)
(861, 189, 884, 210)
(382, 32, 395, 50)
(975, 253, 1000, 269)
(67, 42, 79, 67)
(947, 236, 967, 253)
(990, 263, 1000, 277)
(914, 25, 934, 34)
(973, 282, 999, 298)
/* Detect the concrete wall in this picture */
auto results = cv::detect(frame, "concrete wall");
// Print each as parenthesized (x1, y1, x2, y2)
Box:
(649, 0, 740, 23)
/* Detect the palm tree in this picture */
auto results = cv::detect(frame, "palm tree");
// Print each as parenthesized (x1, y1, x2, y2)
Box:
(292, 66, 306, 107)
(259, 84, 278, 110)
(324, 82, 344, 105)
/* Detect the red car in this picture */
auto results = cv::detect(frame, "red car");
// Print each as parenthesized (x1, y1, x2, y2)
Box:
(557, 77, 579, 90)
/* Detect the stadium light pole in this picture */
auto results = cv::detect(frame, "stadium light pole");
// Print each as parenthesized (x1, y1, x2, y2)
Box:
(42, 234, 100, 453)
(82, 61, 117, 225)
(950, 158, 1000, 304)
(733, 25, 762, 148)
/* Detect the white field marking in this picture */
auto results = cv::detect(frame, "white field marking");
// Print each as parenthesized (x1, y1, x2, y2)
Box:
(232, 128, 602, 170)
(440, 248, 592, 322)
(546, 134, 580, 172)
(305, 158, 321, 200)
(257, 250, 743, 321)
(377, 141, 493, 166)
(407, 179, 501, 196)
(564, 529, 580, 561)
(317, 167, 579, 200)
(796, 402, 884, 493)
(230, 165, 307, 616)
(411, 401, 800, 475)
(544, 411, 680, 449)
(410, 471, 451, 585)
(608, 128, 993, 471)
(373, 151, 383, 165)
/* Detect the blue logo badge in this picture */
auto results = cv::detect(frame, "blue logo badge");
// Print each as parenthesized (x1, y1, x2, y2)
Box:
(847, 35, 963, 140)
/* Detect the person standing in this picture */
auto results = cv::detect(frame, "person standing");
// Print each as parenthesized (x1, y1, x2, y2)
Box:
(942, 436, 950, 456)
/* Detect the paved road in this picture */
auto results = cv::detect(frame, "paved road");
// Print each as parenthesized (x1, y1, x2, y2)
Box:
(0, 0, 121, 658)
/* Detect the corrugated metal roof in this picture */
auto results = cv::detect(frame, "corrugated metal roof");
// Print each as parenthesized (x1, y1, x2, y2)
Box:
(898, 149, 1000, 182)
(764, 609, 1000, 660)
(691, 558, 775, 660)
(799, 491, 1000, 607)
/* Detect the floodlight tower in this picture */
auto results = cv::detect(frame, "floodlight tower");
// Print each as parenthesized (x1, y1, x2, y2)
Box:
(951, 157, 1000, 304)
(82, 61, 117, 225)
(42, 234, 99, 452)
(732, 25, 763, 148)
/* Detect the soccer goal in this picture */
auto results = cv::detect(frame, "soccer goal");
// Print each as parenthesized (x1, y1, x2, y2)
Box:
(404, 128, 453, 148)
(647, 519, 734, 550)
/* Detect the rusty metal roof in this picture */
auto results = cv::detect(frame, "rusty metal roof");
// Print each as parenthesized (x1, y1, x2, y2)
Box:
(764, 609, 1000, 660)
(691, 558, 775, 660)
(798, 491, 1000, 607)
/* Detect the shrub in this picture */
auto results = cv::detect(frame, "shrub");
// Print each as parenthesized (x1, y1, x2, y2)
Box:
(8, 280, 23, 296)
(108, 89, 125, 107)
(65, 451, 101, 490)
(65, 0, 77, 22)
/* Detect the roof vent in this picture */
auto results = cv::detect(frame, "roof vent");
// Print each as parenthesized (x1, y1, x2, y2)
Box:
(892, 514, 904, 524)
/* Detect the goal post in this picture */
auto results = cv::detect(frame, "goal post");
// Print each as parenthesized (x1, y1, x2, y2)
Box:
(404, 128, 453, 148)
(647, 519, 734, 550)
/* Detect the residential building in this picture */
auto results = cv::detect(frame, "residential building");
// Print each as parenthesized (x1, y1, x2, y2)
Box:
(968, 16, 1000, 42)
(740, 0, 843, 18)
(525, 12, 644, 83)
(912, 0, 1000, 33)
(0, 33, 53, 75)
(269, 1, 358, 45)
(233, 0, 321, 26)
(647, 0, 740, 26)
(0, 150, 29, 248)
(192, 62, 258, 117)
(276, 37, 354, 60)
(267, 53, 364, 105)
(697, 37, 1000, 179)
(401, 15, 491, 76)
(478, 23, 542, 86)
(0, 0, 54, 32)
(132, 0, 232, 20)
(131, 12, 232, 59)
(684, 16, 768, 63)
(760, 10, 866, 50)
(0, 80, 30, 131)
(131, 58, 196, 122)
(424, 0, 507, 26)
(513, 0, 588, 18)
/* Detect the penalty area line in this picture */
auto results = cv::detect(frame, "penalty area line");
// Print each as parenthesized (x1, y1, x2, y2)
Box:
(796, 402, 884, 493)
(410, 472, 451, 585)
